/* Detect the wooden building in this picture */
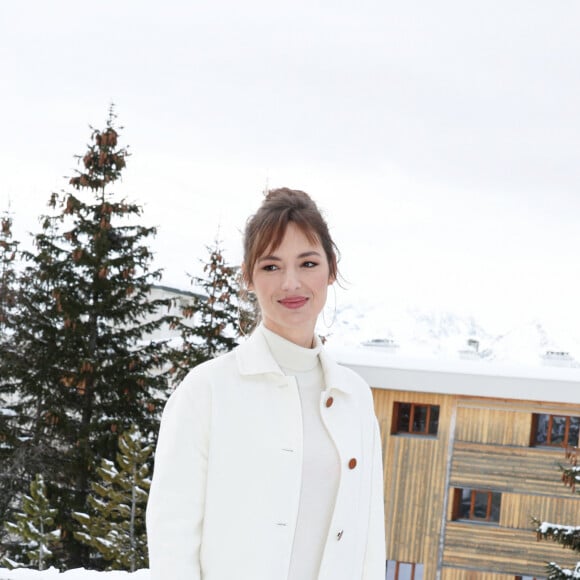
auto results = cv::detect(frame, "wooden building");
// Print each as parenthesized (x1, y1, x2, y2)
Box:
(334, 347, 580, 580)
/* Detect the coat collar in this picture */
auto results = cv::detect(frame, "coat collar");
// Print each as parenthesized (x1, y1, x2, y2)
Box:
(235, 327, 354, 395)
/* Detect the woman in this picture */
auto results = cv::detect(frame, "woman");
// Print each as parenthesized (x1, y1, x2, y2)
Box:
(147, 188, 385, 580)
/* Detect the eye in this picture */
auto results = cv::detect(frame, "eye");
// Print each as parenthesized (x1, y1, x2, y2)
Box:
(302, 260, 318, 268)
(262, 264, 279, 272)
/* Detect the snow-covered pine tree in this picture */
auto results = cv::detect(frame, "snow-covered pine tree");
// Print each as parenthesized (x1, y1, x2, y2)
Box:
(73, 425, 151, 572)
(169, 239, 257, 384)
(2, 474, 60, 571)
(0, 210, 22, 548)
(0, 106, 176, 568)
(0, 211, 74, 546)
(535, 446, 580, 580)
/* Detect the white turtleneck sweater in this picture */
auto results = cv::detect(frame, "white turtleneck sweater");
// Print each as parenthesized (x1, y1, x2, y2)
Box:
(261, 326, 340, 580)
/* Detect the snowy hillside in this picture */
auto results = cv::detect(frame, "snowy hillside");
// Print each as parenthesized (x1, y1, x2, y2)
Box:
(323, 300, 580, 368)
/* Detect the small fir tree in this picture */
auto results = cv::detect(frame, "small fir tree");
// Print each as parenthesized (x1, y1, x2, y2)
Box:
(2, 474, 60, 571)
(170, 239, 256, 383)
(1, 106, 175, 568)
(73, 425, 152, 571)
(535, 446, 580, 580)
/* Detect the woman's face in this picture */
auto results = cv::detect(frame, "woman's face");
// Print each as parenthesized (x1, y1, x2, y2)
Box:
(248, 222, 334, 348)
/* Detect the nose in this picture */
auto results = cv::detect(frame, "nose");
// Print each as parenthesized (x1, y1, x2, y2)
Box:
(281, 267, 301, 291)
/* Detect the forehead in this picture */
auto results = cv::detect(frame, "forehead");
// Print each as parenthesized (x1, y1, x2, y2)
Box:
(262, 222, 322, 255)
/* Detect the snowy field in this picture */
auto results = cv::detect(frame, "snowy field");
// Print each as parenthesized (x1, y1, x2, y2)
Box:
(0, 569, 149, 579)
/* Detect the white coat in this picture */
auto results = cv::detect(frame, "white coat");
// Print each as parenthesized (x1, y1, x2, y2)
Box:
(147, 328, 386, 580)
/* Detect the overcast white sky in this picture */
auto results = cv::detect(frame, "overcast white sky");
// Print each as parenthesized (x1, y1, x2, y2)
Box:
(1, 0, 579, 335)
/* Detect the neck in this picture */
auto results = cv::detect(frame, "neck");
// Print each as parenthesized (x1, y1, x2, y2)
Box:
(262, 322, 315, 349)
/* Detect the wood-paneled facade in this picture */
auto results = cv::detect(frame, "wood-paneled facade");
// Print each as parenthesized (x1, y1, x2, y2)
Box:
(337, 352, 580, 580)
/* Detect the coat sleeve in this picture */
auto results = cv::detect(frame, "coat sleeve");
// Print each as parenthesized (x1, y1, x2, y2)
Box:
(146, 371, 212, 580)
(363, 417, 386, 580)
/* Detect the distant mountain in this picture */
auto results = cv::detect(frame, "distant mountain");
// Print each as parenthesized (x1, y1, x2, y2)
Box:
(323, 302, 580, 368)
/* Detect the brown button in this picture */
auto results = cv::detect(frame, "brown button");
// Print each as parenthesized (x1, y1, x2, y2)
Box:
(325, 396, 334, 408)
(348, 458, 357, 469)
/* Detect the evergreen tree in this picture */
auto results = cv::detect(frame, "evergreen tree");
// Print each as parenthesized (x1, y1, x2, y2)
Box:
(2, 474, 60, 571)
(0, 211, 19, 330)
(0, 106, 175, 568)
(73, 425, 151, 572)
(535, 447, 580, 580)
(0, 213, 75, 558)
(0, 210, 22, 547)
(170, 239, 257, 383)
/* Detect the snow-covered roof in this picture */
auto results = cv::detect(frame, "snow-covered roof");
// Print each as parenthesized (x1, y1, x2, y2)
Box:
(330, 345, 580, 405)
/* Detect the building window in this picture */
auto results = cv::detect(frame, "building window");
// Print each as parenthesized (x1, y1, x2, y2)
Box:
(532, 414, 580, 448)
(392, 402, 439, 436)
(386, 561, 424, 580)
(452, 488, 501, 523)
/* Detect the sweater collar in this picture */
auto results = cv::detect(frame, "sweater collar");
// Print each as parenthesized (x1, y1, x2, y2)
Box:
(235, 325, 353, 395)
(261, 325, 321, 373)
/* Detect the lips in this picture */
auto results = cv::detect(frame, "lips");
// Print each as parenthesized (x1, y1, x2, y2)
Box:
(278, 296, 309, 309)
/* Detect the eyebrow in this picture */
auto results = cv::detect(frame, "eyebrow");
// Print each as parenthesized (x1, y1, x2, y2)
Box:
(257, 250, 322, 263)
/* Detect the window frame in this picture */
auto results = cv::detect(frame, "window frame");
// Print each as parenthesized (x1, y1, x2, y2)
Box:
(452, 487, 501, 523)
(392, 402, 440, 436)
(386, 560, 424, 580)
(532, 413, 580, 448)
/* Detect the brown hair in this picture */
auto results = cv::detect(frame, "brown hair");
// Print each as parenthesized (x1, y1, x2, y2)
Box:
(242, 187, 340, 285)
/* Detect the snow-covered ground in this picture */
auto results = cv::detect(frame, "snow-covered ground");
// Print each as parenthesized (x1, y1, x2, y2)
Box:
(0, 569, 148, 579)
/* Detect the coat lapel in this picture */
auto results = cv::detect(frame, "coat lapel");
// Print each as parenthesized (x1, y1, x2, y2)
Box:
(236, 326, 354, 395)
(235, 327, 285, 379)
(319, 349, 354, 396)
